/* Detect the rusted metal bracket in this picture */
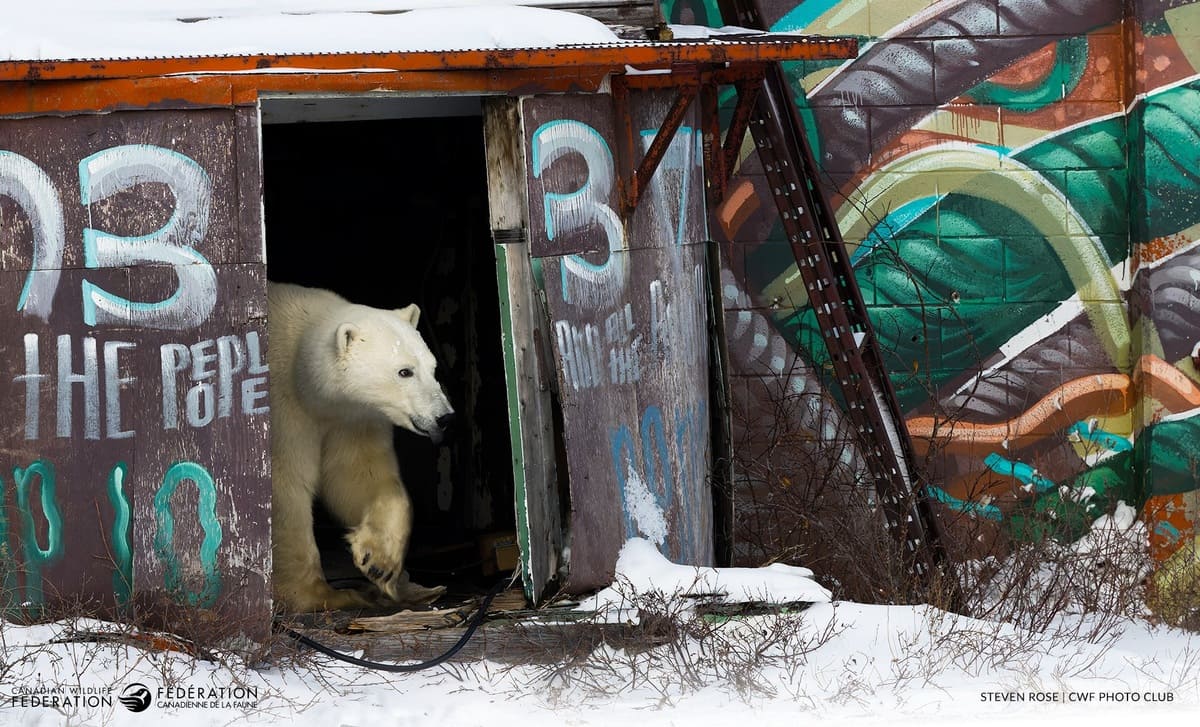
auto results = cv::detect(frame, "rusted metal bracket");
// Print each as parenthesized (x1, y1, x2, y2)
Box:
(613, 75, 699, 217)
(721, 80, 760, 194)
(615, 65, 771, 218)
(699, 77, 761, 207)
(699, 83, 725, 205)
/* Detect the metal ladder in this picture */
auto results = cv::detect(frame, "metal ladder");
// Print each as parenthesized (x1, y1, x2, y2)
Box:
(716, 0, 957, 599)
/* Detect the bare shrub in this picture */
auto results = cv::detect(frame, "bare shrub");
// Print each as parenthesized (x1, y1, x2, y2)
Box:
(513, 575, 844, 706)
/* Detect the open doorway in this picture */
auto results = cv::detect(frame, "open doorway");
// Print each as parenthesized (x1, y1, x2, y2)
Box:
(259, 96, 517, 601)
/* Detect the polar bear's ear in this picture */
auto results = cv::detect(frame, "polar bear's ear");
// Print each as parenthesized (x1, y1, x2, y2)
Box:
(395, 304, 421, 327)
(336, 322, 361, 355)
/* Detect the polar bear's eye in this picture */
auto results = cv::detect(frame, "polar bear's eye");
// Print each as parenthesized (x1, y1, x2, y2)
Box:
(398, 368, 414, 379)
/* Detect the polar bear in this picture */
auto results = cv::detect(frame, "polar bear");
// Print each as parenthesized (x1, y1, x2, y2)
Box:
(267, 282, 453, 612)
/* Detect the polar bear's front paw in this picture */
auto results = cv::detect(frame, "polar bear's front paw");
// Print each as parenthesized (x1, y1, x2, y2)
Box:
(347, 524, 407, 595)
(279, 579, 375, 613)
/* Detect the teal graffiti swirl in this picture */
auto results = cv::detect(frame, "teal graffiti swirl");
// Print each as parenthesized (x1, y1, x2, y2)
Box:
(0, 473, 16, 614)
(12, 460, 64, 607)
(966, 36, 1090, 110)
(153, 462, 223, 607)
(107, 462, 133, 605)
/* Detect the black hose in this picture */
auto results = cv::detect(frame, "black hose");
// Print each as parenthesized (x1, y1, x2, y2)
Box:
(275, 580, 508, 672)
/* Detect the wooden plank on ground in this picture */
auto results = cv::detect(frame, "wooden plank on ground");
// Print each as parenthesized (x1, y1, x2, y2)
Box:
(316, 621, 673, 666)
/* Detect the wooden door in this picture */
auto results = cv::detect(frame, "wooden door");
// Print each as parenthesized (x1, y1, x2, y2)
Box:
(496, 90, 714, 594)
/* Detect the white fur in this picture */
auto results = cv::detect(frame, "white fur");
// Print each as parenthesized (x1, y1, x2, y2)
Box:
(267, 282, 452, 612)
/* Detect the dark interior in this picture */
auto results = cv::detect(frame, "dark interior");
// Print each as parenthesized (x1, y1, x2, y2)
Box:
(261, 113, 516, 597)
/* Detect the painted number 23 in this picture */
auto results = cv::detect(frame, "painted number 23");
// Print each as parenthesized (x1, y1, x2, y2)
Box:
(1, 144, 217, 330)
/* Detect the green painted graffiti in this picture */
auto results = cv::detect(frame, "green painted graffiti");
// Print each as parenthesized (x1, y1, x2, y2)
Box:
(662, 0, 722, 26)
(1132, 80, 1200, 240)
(0, 474, 16, 612)
(108, 461, 133, 605)
(12, 460, 64, 607)
(1136, 415, 1200, 498)
(965, 36, 1090, 109)
(153, 461, 223, 608)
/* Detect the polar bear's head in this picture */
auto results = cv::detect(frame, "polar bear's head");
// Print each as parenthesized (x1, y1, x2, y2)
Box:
(332, 303, 455, 443)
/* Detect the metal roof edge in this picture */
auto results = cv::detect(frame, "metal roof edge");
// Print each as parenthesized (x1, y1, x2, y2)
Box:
(0, 37, 858, 84)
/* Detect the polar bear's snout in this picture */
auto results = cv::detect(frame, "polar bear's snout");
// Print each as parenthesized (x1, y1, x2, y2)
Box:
(426, 410, 456, 445)
(413, 395, 455, 445)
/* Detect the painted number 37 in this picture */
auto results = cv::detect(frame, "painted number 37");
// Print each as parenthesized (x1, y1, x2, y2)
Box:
(1, 144, 216, 330)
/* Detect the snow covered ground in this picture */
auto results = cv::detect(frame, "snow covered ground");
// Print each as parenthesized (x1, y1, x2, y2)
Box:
(3, 537, 1197, 727)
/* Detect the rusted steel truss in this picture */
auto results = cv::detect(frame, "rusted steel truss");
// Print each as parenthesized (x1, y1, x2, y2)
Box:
(612, 63, 769, 218)
(749, 68, 958, 597)
(612, 77, 699, 216)
(713, 0, 959, 603)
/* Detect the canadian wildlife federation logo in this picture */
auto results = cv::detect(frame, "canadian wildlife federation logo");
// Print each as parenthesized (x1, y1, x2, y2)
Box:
(119, 683, 152, 713)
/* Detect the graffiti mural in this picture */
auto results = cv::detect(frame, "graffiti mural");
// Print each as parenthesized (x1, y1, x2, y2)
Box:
(0, 109, 270, 629)
(523, 91, 714, 591)
(699, 0, 1200, 612)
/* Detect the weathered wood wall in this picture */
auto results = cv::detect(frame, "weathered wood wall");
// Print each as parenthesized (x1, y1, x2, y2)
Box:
(0, 108, 270, 632)
(522, 90, 713, 591)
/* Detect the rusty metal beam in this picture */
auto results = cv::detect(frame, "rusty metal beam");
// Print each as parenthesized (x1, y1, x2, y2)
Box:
(618, 81, 699, 216)
(713, 0, 958, 606)
(0, 68, 613, 116)
(699, 77, 760, 208)
(699, 83, 726, 205)
(0, 38, 858, 83)
(750, 75, 959, 598)
(0, 64, 785, 118)
(721, 80, 759, 190)
(612, 75, 635, 218)
(620, 63, 770, 90)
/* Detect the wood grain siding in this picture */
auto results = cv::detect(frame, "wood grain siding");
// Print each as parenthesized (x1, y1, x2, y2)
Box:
(523, 90, 713, 591)
(0, 108, 270, 634)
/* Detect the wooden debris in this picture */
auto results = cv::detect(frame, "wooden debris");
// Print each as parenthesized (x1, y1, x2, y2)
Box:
(344, 587, 527, 633)
(695, 600, 816, 620)
(51, 630, 217, 661)
(486, 588, 529, 614)
(347, 607, 467, 633)
(313, 621, 672, 666)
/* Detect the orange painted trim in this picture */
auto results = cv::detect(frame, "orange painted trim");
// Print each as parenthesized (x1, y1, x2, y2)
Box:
(0, 39, 858, 83)
(0, 40, 856, 116)
(0, 68, 614, 116)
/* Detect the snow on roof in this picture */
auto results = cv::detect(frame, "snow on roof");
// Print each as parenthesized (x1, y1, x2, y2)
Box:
(1, 3, 624, 62)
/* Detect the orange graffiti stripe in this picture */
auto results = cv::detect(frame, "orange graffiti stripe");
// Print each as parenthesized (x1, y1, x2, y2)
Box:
(716, 178, 761, 240)
(907, 373, 1131, 455)
(987, 40, 1059, 88)
(1137, 233, 1194, 267)
(1136, 354, 1200, 413)
(1143, 493, 1195, 563)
